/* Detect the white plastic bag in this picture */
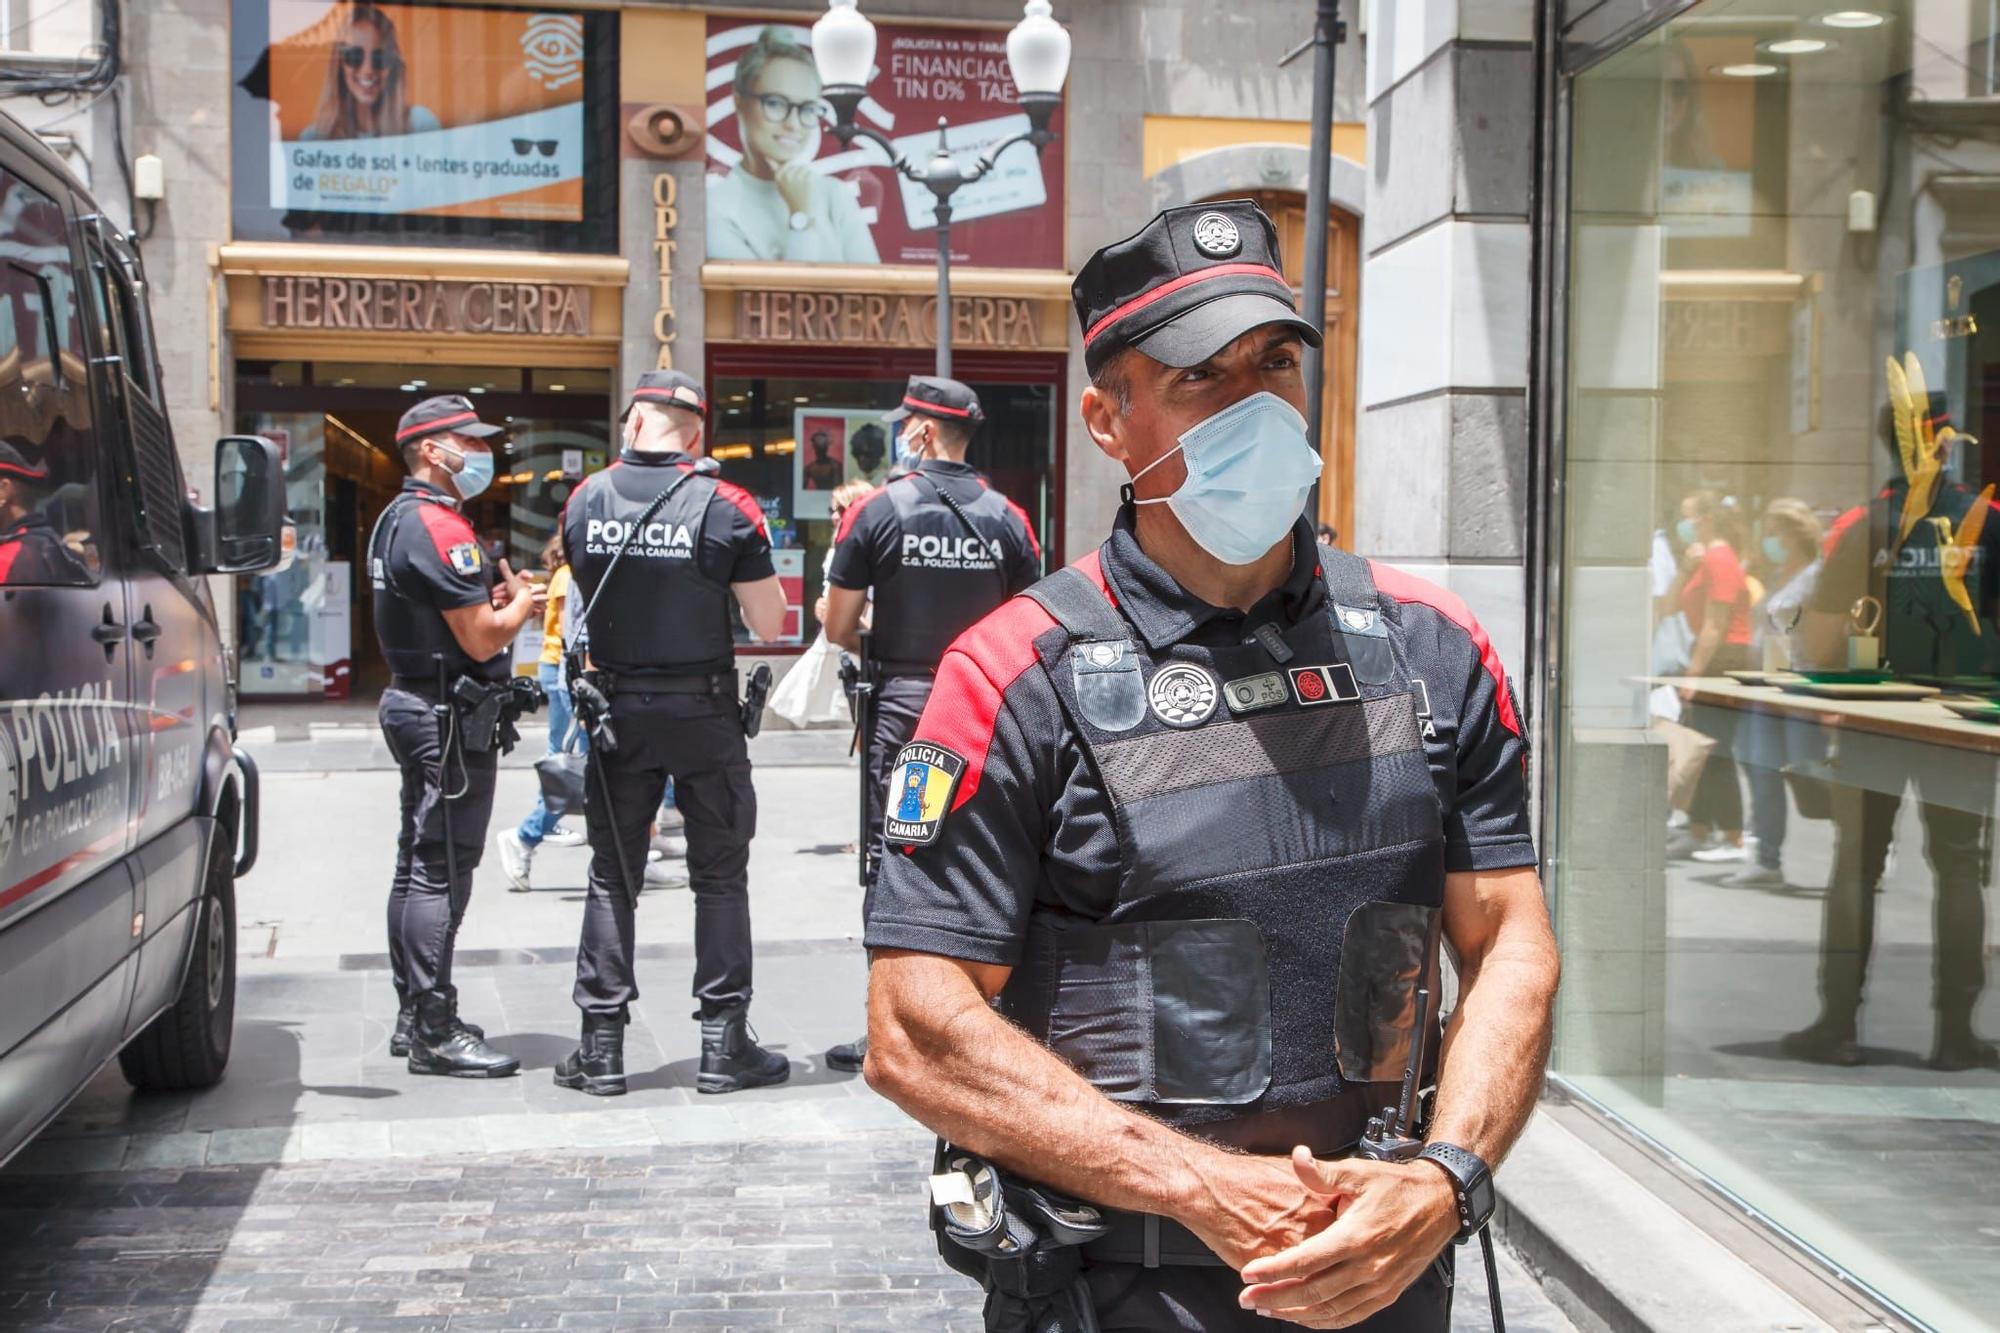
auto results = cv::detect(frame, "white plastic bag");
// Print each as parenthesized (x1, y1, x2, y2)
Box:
(768, 632, 850, 728)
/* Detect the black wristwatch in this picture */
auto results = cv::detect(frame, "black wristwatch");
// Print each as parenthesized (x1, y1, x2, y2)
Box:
(1416, 1143, 1495, 1243)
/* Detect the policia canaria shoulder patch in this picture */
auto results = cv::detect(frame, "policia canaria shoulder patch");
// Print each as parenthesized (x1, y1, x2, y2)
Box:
(885, 742, 966, 846)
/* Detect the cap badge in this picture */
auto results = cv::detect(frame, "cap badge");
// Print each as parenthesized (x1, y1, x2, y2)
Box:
(1192, 212, 1242, 259)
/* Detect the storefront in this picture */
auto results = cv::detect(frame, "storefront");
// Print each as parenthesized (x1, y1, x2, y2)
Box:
(1539, 1, 2000, 1324)
(222, 0, 626, 697)
(216, 0, 1075, 692)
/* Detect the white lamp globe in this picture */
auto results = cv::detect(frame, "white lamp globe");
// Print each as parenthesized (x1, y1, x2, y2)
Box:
(1007, 0, 1071, 96)
(812, 0, 876, 91)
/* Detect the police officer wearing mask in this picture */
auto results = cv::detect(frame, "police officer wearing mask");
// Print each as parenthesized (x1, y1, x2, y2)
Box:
(819, 375, 1041, 1071)
(372, 394, 544, 1078)
(558, 370, 790, 1097)
(859, 201, 1561, 1330)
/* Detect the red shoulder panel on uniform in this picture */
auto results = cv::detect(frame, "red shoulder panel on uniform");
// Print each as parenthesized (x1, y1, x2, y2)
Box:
(834, 483, 892, 545)
(1369, 560, 1521, 739)
(915, 591, 1059, 812)
(414, 498, 476, 557)
(714, 479, 769, 538)
(0, 538, 21, 582)
(976, 478, 1044, 562)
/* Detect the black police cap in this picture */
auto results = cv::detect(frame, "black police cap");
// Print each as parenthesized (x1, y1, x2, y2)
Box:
(628, 369, 707, 417)
(884, 374, 984, 425)
(1073, 199, 1321, 378)
(396, 394, 503, 447)
(0, 440, 49, 483)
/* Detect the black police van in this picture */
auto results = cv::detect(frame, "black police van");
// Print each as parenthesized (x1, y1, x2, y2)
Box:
(0, 111, 285, 1165)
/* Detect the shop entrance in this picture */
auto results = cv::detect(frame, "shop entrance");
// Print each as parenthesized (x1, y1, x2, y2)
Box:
(233, 361, 614, 699)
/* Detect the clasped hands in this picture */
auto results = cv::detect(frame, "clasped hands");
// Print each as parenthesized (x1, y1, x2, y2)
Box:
(1186, 1145, 1460, 1329)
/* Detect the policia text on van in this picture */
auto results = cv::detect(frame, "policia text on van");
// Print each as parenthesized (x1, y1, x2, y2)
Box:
(0, 108, 287, 1166)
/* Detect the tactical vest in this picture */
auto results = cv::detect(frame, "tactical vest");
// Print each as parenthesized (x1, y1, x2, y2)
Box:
(873, 472, 1022, 673)
(368, 489, 504, 684)
(568, 460, 730, 676)
(999, 546, 1445, 1155)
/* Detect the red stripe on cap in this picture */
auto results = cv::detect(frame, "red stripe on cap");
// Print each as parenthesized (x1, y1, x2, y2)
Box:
(397, 410, 479, 442)
(1083, 263, 1290, 347)
(904, 395, 975, 419)
(0, 461, 48, 482)
(1368, 560, 1521, 740)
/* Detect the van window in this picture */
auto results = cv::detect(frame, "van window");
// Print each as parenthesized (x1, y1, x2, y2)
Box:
(0, 169, 100, 587)
(87, 235, 184, 572)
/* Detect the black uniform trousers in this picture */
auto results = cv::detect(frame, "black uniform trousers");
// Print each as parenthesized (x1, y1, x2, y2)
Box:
(986, 1251, 1453, 1331)
(1818, 759, 1993, 1032)
(576, 688, 757, 1017)
(380, 687, 499, 1006)
(862, 673, 933, 900)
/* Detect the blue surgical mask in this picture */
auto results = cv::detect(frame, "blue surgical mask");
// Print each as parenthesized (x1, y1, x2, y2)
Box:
(437, 441, 495, 501)
(1675, 517, 1699, 547)
(1131, 392, 1322, 566)
(1762, 535, 1789, 565)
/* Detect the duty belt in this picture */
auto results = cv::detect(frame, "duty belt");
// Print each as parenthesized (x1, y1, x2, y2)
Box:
(600, 669, 736, 697)
(1081, 1211, 1226, 1269)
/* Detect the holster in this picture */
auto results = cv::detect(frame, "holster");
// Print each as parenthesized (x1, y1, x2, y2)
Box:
(930, 1142, 1108, 1325)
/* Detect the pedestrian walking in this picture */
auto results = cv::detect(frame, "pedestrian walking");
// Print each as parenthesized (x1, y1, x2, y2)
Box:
(495, 533, 585, 892)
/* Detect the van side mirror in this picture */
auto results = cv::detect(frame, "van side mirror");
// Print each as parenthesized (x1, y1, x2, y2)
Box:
(197, 435, 286, 574)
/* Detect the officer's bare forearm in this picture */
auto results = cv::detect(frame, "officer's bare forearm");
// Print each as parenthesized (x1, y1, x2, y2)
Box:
(442, 595, 536, 662)
(1429, 866, 1559, 1167)
(824, 586, 867, 654)
(864, 949, 1225, 1220)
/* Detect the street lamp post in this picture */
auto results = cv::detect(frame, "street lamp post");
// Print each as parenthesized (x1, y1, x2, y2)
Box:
(812, 0, 1071, 377)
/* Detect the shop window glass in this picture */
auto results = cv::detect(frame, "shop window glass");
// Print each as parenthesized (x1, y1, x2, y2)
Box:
(707, 373, 1055, 645)
(228, 1, 620, 254)
(1557, 4, 2000, 1324)
(0, 169, 98, 586)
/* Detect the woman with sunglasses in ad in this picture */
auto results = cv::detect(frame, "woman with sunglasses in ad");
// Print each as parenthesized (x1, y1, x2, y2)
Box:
(303, 2, 438, 142)
(708, 27, 878, 264)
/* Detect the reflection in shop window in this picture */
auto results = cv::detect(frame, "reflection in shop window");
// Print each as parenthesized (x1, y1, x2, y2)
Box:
(1557, 5, 2000, 1326)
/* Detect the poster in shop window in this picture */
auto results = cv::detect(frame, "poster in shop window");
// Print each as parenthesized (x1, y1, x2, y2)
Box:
(794, 409, 892, 519)
(704, 18, 1066, 270)
(255, 2, 591, 222)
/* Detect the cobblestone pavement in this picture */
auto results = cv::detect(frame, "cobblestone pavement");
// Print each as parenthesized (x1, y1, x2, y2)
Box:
(0, 1129, 1567, 1332)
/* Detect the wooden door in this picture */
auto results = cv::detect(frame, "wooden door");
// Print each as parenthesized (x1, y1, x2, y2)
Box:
(1207, 190, 1359, 547)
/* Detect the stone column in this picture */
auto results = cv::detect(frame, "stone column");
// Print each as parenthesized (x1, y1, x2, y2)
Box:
(1356, 0, 1534, 674)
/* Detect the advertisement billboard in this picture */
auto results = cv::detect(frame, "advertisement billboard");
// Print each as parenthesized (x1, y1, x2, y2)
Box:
(231, 1, 619, 251)
(704, 18, 1065, 270)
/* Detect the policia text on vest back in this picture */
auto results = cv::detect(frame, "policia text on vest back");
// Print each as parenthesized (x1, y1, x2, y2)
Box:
(559, 435, 790, 1097)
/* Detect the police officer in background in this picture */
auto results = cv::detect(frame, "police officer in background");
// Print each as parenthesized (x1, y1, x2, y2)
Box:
(373, 395, 544, 1078)
(819, 375, 1041, 1071)
(860, 202, 1561, 1329)
(557, 370, 790, 1097)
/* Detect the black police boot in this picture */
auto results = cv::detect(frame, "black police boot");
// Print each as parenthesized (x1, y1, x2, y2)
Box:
(406, 992, 520, 1078)
(825, 1034, 868, 1072)
(394, 992, 486, 1057)
(390, 1002, 415, 1059)
(1779, 1016, 1863, 1067)
(697, 1005, 790, 1094)
(1931, 1004, 2000, 1071)
(553, 1011, 629, 1096)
